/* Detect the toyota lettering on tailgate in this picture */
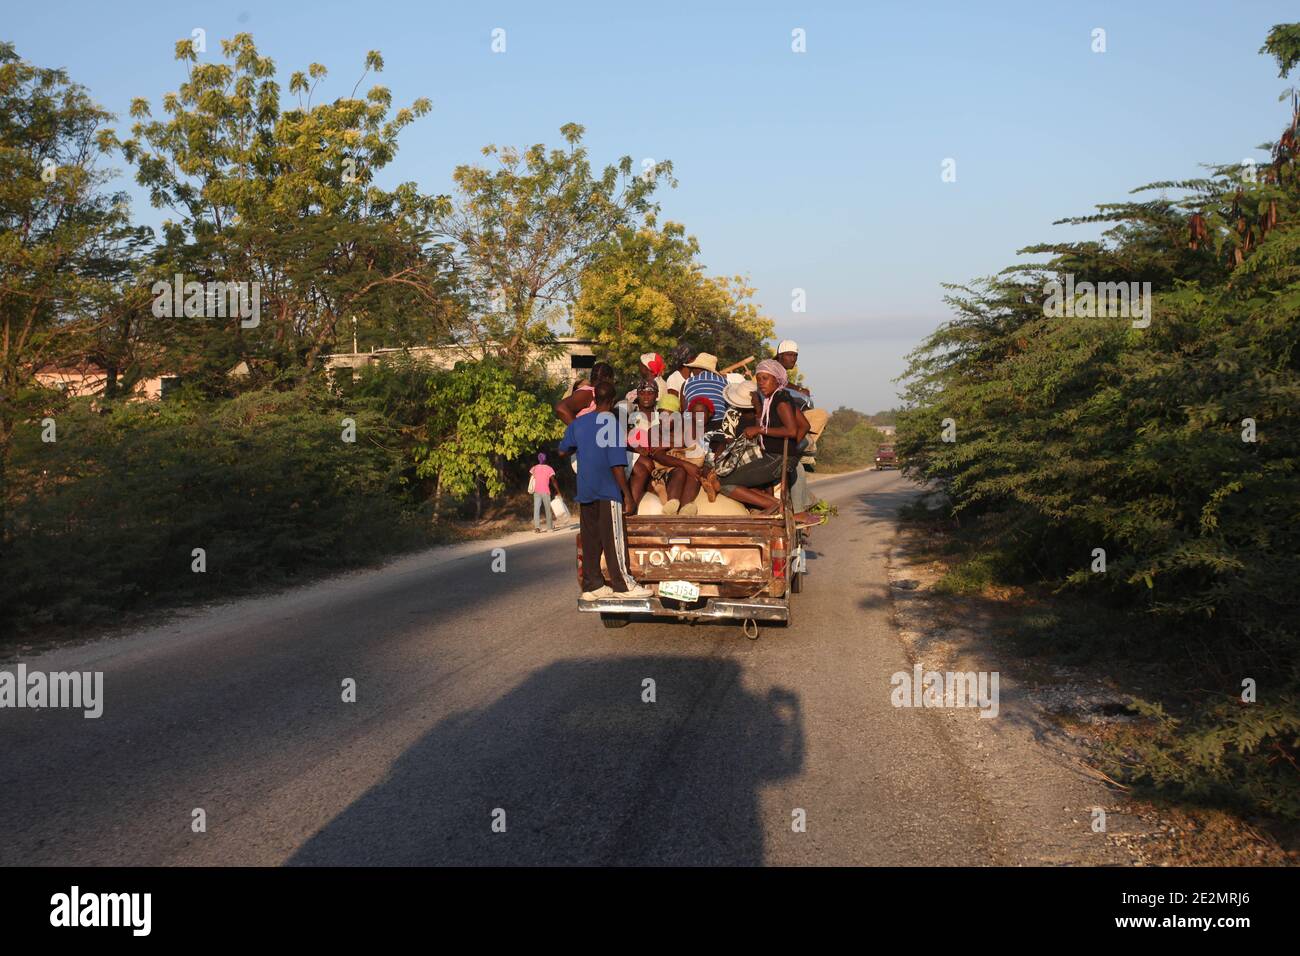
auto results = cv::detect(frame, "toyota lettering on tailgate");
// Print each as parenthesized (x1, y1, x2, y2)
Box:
(634, 546, 726, 568)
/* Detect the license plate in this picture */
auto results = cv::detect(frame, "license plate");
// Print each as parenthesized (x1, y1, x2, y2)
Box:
(658, 580, 700, 602)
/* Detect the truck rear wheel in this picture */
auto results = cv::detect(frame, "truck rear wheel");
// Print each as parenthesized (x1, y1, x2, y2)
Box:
(600, 613, 630, 629)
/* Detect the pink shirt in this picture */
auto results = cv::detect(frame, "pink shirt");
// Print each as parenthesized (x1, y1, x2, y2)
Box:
(530, 464, 555, 490)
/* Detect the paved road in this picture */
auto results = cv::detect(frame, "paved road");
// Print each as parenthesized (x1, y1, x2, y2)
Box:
(0, 469, 1004, 865)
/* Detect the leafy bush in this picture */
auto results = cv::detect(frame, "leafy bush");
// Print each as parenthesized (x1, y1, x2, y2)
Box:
(1107, 696, 1300, 822)
(896, 25, 1300, 818)
(816, 406, 882, 471)
(2, 385, 434, 637)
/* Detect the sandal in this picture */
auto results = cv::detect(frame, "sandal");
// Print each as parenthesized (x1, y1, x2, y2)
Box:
(652, 478, 669, 504)
(700, 471, 721, 502)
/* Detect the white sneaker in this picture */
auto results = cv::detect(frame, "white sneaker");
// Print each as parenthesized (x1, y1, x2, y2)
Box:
(616, 584, 654, 599)
(581, 585, 615, 600)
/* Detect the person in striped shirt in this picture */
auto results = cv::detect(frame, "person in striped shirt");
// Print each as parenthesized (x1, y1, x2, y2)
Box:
(680, 352, 727, 427)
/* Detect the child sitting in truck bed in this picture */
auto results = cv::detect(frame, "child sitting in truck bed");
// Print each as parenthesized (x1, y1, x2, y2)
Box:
(628, 397, 714, 516)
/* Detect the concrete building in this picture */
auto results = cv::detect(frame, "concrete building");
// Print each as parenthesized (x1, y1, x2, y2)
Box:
(35, 338, 602, 402)
(34, 363, 175, 401)
(322, 337, 599, 387)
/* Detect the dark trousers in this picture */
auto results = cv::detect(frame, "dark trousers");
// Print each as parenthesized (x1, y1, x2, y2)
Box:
(579, 499, 635, 592)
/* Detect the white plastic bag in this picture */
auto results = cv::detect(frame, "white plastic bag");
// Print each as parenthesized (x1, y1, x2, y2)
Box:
(550, 495, 570, 522)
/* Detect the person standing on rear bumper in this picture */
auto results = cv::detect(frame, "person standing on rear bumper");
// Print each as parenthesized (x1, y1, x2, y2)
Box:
(558, 380, 653, 600)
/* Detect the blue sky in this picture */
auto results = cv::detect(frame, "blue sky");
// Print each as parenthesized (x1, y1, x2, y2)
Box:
(7, 1, 1297, 411)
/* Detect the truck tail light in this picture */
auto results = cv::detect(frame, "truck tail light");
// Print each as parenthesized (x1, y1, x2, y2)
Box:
(773, 556, 786, 578)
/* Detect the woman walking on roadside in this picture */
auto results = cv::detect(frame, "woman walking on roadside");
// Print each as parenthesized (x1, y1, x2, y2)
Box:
(529, 453, 560, 532)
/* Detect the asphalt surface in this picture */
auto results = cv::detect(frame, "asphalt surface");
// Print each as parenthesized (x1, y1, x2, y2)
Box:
(0, 468, 1005, 865)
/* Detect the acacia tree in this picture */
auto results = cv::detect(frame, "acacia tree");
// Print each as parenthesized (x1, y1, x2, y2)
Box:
(894, 24, 1300, 817)
(440, 123, 672, 374)
(115, 34, 462, 388)
(0, 42, 144, 472)
(898, 23, 1300, 648)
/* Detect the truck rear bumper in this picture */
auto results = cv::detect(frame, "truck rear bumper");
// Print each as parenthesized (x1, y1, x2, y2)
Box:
(577, 595, 788, 622)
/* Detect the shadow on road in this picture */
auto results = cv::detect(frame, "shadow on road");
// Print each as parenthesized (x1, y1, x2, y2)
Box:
(849, 483, 922, 522)
(288, 656, 803, 865)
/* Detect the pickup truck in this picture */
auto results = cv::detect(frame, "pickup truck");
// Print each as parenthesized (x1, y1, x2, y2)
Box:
(874, 444, 897, 470)
(577, 508, 806, 635)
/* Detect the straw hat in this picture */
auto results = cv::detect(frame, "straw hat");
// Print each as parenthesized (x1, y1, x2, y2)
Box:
(685, 352, 718, 373)
(722, 379, 758, 408)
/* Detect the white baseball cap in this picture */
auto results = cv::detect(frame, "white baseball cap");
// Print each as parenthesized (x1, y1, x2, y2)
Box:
(777, 339, 799, 355)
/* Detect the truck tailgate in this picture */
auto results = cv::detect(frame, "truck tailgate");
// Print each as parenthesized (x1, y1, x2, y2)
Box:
(576, 514, 788, 590)
(576, 513, 795, 621)
(624, 516, 781, 585)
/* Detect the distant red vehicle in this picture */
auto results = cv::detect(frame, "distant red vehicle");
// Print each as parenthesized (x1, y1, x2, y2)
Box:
(874, 444, 897, 470)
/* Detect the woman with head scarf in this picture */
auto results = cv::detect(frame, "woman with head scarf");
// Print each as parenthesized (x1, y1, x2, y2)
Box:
(716, 359, 815, 521)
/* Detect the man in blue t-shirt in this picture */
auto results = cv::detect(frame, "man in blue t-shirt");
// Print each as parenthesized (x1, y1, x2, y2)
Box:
(558, 380, 653, 601)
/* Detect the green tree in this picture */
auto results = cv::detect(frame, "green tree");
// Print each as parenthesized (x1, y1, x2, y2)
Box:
(572, 219, 694, 374)
(897, 48, 1300, 635)
(0, 42, 142, 473)
(895, 25, 1300, 817)
(115, 34, 461, 387)
(440, 124, 672, 374)
(573, 218, 775, 377)
(678, 274, 775, 365)
(817, 407, 881, 470)
(414, 361, 562, 514)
